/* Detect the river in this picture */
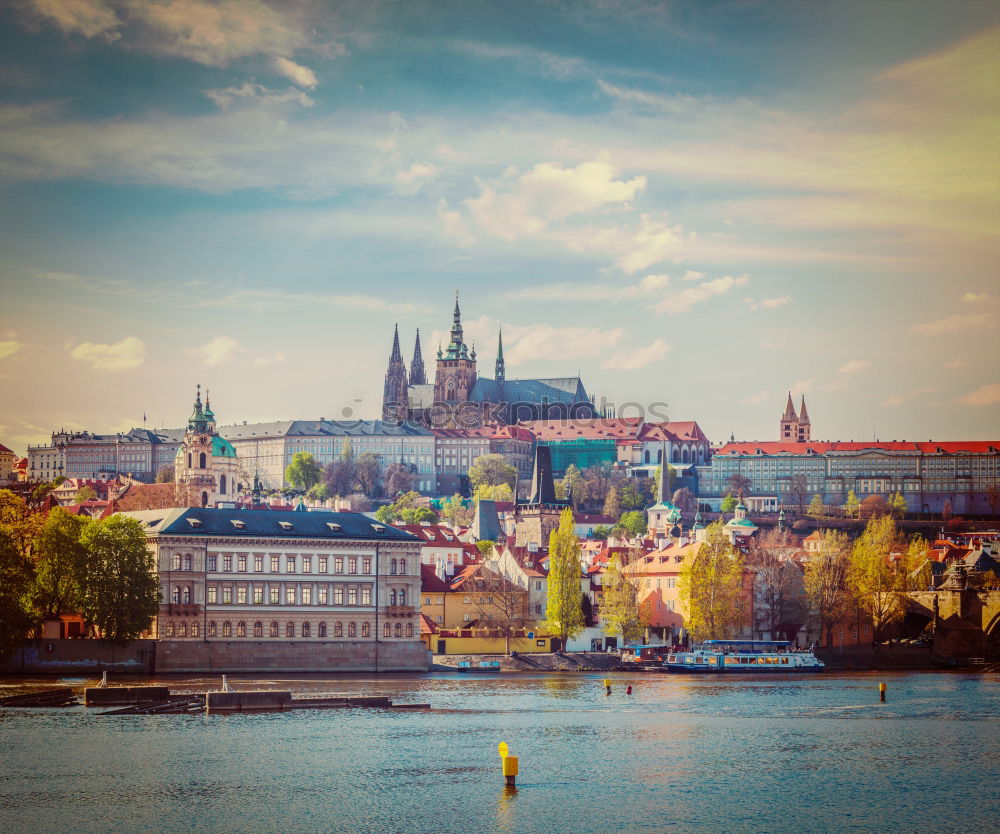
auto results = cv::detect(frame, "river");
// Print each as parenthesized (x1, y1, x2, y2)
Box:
(1, 671, 997, 833)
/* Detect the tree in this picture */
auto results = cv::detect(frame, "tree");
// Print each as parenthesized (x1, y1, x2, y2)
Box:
(619, 481, 646, 512)
(804, 530, 852, 648)
(0, 489, 41, 558)
(745, 528, 807, 641)
(890, 491, 908, 518)
(806, 494, 824, 519)
(473, 483, 514, 502)
(466, 566, 528, 654)
(601, 551, 646, 644)
(400, 507, 438, 524)
(324, 439, 356, 496)
(440, 493, 473, 527)
(603, 486, 621, 520)
(78, 515, 160, 643)
(545, 508, 584, 650)
(583, 464, 621, 510)
(74, 485, 98, 503)
(155, 465, 175, 484)
(0, 527, 35, 660)
(31, 508, 89, 619)
(849, 515, 905, 641)
(618, 510, 648, 538)
(987, 483, 1000, 517)
(727, 472, 751, 497)
(353, 453, 382, 496)
(788, 474, 808, 511)
(476, 540, 496, 558)
(672, 487, 697, 513)
(843, 489, 861, 519)
(285, 451, 322, 492)
(383, 462, 415, 497)
(467, 454, 517, 492)
(720, 492, 737, 513)
(306, 483, 329, 503)
(902, 534, 932, 591)
(678, 521, 746, 641)
(562, 464, 586, 510)
(591, 525, 611, 540)
(860, 494, 889, 519)
(344, 493, 372, 513)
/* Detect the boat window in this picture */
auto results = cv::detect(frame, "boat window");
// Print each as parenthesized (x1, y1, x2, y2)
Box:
(667, 656, 676, 663)
(781, 657, 789, 664)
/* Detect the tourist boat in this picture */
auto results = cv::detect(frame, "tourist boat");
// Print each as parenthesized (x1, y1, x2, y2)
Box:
(455, 660, 502, 672)
(662, 640, 824, 673)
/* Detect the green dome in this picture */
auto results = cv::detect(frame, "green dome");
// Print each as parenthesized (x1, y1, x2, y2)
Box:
(212, 436, 237, 458)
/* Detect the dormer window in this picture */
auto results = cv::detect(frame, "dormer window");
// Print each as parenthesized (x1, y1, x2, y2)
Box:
(187, 518, 202, 528)
(231, 520, 245, 529)
(326, 522, 342, 532)
(371, 524, 385, 533)
(278, 521, 292, 531)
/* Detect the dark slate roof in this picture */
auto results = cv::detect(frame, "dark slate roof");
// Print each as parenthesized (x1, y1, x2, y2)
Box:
(118, 508, 420, 542)
(220, 419, 433, 440)
(469, 376, 589, 405)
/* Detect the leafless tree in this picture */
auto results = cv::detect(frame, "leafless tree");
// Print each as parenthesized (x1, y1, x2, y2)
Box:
(466, 566, 529, 654)
(745, 529, 808, 641)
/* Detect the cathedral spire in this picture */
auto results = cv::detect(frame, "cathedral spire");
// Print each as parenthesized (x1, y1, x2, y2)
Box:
(782, 390, 796, 421)
(444, 291, 468, 360)
(410, 328, 426, 385)
(798, 394, 810, 424)
(389, 323, 403, 363)
(495, 327, 505, 383)
(382, 324, 408, 421)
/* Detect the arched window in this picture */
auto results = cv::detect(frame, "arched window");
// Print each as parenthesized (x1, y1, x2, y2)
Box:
(302, 622, 311, 637)
(199, 452, 207, 469)
(188, 453, 192, 468)
(657, 448, 663, 463)
(172, 586, 180, 603)
(182, 554, 192, 571)
(398, 589, 406, 606)
(390, 589, 397, 606)
(671, 449, 679, 463)
(222, 621, 232, 637)
(383, 622, 391, 638)
(270, 621, 278, 637)
(399, 559, 406, 574)
(682, 447, 690, 463)
(201, 491, 209, 508)
(177, 622, 186, 638)
(172, 554, 182, 570)
(348, 622, 357, 637)
(181, 586, 191, 604)
(644, 450, 650, 463)
(394, 623, 402, 637)
(361, 622, 370, 637)
(253, 622, 263, 638)
(390, 559, 397, 575)
(208, 621, 217, 637)
(334, 621, 343, 636)
(191, 622, 199, 638)
(237, 621, 246, 637)
(406, 622, 413, 638)
(318, 622, 327, 637)
(286, 622, 294, 637)
(219, 474, 227, 495)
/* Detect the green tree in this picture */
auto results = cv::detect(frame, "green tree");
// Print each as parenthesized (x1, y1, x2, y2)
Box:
(720, 492, 737, 513)
(591, 525, 611, 540)
(475, 540, 496, 558)
(890, 491, 908, 518)
(400, 507, 438, 524)
(849, 515, 905, 641)
(0, 489, 41, 558)
(545, 508, 584, 650)
(562, 464, 587, 510)
(679, 521, 746, 641)
(155, 465, 175, 484)
(804, 530, 852, 648)
(619, 481, 646, 512)
(78, 515, 160, 643)
(467, 454, 517, 492)
(601, 551, 646, 644)
(440, 493, 473, 527)
(353, 453, 382, 496)
(843, 489, 861, 519)
(603, 485, 621, 520)
(374, 503, 397, 523)
(618, 510, 648, 538)
(0, 526, 35, 659)
(74, 485, 98, 502)
(285, 451, 322, 491)
(31, 508, 89, 619)
(806, 494, 824, 519)
(902, 534, 932, 591)
(473, 483, 514, 502)
(306, 483, 329, 503)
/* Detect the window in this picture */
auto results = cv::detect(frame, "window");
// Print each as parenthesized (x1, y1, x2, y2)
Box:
(222, 587, 232, 604)
(362, 557, 371, 575)
(334, 587, 344, 605)
(286, 622, 294, 637)
(424, 596, 431, 605)
(270, 555, 280, 572)
(207, 555, 217, 571)
(303, 557, 312, 573)
(237, 587, 247, 604)
(270, 587, 279, 604)
(362, 622, 370, 637)
(302, 586, 312, 605)
(384, 622, 391, 637)
(237, 621, 246, 637)
(348, 557, 357, 574)
(390, 559, 397, 575)
(463, 613, 471, 621)
(334, 556, 344, 573)
(199, 452, 206, 468)
(171, 586, 180, 604)
(238, 554, 247, 572)
(163, 622, 174, 637)
(286, 587, 295, 605)
(270, 621, 278, 637)
(334, 621, 343, 636)
(302, 622, 311, 637)
(253, 621, 262, 638)
(348, 588, 357, 605)
(348, 622, 357, 637)
(208, 621, 217, 637)
(191, 622, 199, 638)
(253, 586, 263, 604)
(318, 586, 328, 604)
(390, 589, 397, 606)
(318, 622, 327, 637)
(361, 587, 371, 605)
(406, 623, 413, 638)
(319, 556, 328, 573)
(435, 615, 443, 624)
(223, 621, 232, 637)
(287, 556, 296, 573)
(254, 555, 263, 572)
(394, 623, 402, 637)
(178, 623, 188, 638)
(223, 555, 232, 571)
(399, 589, 407, 606)
(399, 559, 406, 574)
(172, 554, 182, 570)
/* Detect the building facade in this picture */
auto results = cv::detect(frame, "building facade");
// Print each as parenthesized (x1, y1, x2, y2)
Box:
(174, 387, 241, 508)
(27, 427, 185, 483)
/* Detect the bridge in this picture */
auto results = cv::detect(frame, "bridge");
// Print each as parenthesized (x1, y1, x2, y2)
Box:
(907, 587, 1000, 660)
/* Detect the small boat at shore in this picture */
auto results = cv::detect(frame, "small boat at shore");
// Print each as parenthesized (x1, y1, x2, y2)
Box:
(455, 660, 502, 672)
(663, 640, 824, 673)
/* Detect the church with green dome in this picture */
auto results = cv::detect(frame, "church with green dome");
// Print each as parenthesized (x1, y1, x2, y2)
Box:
(175, 385, 241, 508)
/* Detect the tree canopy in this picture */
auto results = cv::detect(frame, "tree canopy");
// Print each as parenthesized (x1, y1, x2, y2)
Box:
(285, 451, 322, 491)
(804, 529, 852, 648)
(0, 526, 34, 660)
(618, 510, 648, 537)
(601, 551, 646, 644)
(679, 521, 746, 641)
(849, 515, 906, 640)
(31, 507, 89, 619)
(467, 454, 517, 491)
(545, 508, 584, 649)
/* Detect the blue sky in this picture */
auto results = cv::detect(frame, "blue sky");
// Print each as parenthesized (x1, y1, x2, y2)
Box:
(1, 0, 998, 455)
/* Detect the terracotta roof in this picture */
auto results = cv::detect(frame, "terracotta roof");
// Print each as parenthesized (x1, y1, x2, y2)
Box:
(517, 417, 644, 441)
(0, 442, 14, 455)
(420, 563, 451, 593)
(114, 483, 177, 512)
(419, 613, 439, 635)
(395, 523, 462, 543)
(714, 440, 999, 456)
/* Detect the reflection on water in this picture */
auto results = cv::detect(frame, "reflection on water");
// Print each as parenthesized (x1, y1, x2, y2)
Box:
(1, 671, 998, 834)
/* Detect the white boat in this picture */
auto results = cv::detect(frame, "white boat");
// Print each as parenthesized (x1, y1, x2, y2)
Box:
(663, 640, 824, 673)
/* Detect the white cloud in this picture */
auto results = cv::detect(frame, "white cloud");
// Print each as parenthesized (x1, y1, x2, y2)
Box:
(507, 273, 671, 303)
(680, 270, 705, 282)
(746, 295, 792, 311)
(395, 162, 440, 194)
(837, 359, 871, 376)
(655, 274, 748, 315)
(27, 0, 121, 39)
(792, 378, 814, 394)
(189, 336, 241, 366)
(943, 359, 969, 369)
(0, 340, 22, 360)
(273, 57, 318, 89)
(506, 325, 623, 366)
(203, 82, 313, 110)
(739, 389, 769, 405)
(883, 395, 905, 407)
(602, 338, 670, 370)
(251, 352, 288, 367)
(911, 312, 996, 335)
(69, 336, 146, 371)
(956, 383, 1000, 406)
(615, 215, 683, 274)
(960, 292, 988, 304)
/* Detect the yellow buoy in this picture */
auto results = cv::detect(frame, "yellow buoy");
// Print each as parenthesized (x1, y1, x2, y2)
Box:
(502, 755, 519, 786)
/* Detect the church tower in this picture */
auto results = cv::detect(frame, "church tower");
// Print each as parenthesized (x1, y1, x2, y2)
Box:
(381, 324, 409, 421)
(495, 327, 505, 384)
(433, 293, 477, 403)
(175, 386, 240, 508)
(409, 328, 427, 386)
(780, 391, 798, 442)
(797, 395, 811, 442)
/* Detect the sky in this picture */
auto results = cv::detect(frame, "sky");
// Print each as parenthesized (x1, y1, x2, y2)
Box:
(0, 0, 998, 456)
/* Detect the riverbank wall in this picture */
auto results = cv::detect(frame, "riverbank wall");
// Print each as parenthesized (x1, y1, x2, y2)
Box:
(0, 639, 155, 675)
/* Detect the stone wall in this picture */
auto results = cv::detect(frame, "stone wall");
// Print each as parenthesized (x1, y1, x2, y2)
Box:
(155, 639, 427, 673)
(0, 639, 156, 675)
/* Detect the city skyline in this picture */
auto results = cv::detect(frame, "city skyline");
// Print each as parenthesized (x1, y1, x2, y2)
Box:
(1, 1, 998, 456)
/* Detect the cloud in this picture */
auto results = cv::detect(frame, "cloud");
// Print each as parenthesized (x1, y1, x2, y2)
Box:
(960, 292, 988, 304)
(69, 336, 145, 370)
(746, 295, 791, 311)
(615, 215, 684, 274)
(203, 81, 313, 110)
(739, 389, 769, 405)
(837, 359, 871, 376)
(680, 270, 705, 282)
(396, 162, 439, 194)
(273, 56, 318, 89)
(956, 383, 1000, 406)
(911, 312, 996, 335)
(655, 274, 748, 315)
(507, 273, 671, 303)
(26, 0, 121, 39)
(791, 378, 814, 394)
(943, 359, 969, 369)
(251, 352, 287, 367)
(194, 288, 425, 315)
(602, 338, 670, 370)
(883, 395, 905, 407)
(189, 336, 241, 366)
(0, 340, 22, 360)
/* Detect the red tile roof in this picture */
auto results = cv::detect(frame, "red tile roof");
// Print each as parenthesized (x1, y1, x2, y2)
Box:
(420, 563, 451, 593)
(714, 440, 999, 456)
(516, 417, 645, 441)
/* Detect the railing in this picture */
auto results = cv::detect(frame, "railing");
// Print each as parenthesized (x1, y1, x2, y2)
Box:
(167, 604, 202, 616)
(385, 605, 416, 617)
